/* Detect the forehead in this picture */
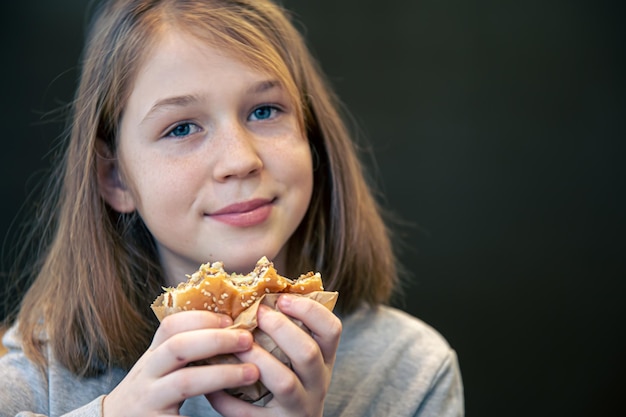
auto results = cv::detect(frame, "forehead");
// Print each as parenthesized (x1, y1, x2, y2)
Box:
(130, 30, 276, 97)
(120, 24, 301, 118)
(144, 22, 290, 82)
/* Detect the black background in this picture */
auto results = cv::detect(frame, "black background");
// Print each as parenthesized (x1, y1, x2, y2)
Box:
(1, 1, 625, 416)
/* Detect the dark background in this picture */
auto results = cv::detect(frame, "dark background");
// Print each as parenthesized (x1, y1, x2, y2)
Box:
(1, 1, 625, 416)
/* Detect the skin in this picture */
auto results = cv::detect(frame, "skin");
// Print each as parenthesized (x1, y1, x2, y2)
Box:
(99, 28, 342, 417)
(102, 29, 314, 284)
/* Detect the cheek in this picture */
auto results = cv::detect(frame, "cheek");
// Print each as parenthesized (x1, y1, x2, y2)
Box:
(278, 136, 310, 167)
(118, 152, 200, 214)
(278, 142, 314, 198)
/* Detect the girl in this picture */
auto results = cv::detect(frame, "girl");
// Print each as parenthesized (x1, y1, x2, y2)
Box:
(0, 0, 464, 416)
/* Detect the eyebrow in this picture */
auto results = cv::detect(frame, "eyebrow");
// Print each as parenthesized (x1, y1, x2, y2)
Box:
(247, 79, 282, 95)
(140, 94, 201, 125)
(140, 79, 283, 125)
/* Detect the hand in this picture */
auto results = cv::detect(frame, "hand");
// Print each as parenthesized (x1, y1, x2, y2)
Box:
(207, 294, 342, 417)
(102, 310, 259, 416)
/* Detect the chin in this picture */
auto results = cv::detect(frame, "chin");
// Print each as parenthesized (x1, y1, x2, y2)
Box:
(214, 250, 283, 275)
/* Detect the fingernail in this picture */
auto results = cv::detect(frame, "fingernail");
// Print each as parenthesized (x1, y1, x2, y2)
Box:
(238, 330, 252, 348)
(278, 294, 293, 309)
(257, 304, 270, 317)
(242, 364, 258, 383)
(220, 315, 233, 328)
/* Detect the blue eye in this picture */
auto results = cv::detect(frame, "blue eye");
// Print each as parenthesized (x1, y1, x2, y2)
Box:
(165, 122, 201, 138)
(249, 105, 278, 121)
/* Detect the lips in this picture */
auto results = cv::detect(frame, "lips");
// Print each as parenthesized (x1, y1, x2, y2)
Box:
(208, 198, 274, 227)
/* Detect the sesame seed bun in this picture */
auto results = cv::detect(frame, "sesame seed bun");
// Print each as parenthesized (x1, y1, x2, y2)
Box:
(150, 256, 337, 403)
(151, 256, 325, 321)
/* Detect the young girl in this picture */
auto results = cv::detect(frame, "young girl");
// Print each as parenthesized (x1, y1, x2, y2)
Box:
(0, 0, 463, 416)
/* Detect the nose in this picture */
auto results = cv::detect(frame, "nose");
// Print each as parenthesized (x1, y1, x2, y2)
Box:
(211, 122, 263, 181)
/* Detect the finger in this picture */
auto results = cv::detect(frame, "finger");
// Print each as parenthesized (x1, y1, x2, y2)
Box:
(256, 304, 322, 369)
(206, 390, 258, 417)
(235, 342, 305, 408)
(152, 363, 259, 409)
(150, 328, 253, 377)
(276, 295, 342, 365)
(151, 310, 233, 349)
(255, 301, 340, 400)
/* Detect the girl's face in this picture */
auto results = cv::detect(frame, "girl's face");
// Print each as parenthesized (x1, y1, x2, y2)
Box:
(113, 29, 313, 285)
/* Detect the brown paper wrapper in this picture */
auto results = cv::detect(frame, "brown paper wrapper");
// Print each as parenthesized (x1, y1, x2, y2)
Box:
(151, 290, 338, 403)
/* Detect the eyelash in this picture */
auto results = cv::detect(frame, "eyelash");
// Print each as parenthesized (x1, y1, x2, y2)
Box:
(248, 104, 282, 121)
(164, 122, 202, 139)
(162, 105, 284, 139)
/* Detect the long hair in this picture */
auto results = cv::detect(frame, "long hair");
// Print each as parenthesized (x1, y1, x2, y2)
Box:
(13, 0, 399, 377)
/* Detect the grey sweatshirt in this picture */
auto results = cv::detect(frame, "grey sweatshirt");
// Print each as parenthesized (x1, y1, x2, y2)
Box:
(0, 305, 464, 416)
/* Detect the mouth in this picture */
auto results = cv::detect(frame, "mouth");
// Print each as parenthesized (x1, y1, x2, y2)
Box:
(207, 198, 275, 227)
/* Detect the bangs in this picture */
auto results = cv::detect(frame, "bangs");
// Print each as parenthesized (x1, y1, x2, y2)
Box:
(160, 1, 305, 131)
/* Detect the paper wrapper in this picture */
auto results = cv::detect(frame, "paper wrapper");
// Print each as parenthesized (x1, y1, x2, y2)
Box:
(151, 290, 338, 403)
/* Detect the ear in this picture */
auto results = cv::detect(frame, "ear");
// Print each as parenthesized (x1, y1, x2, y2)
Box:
(95, 139, 136, 213)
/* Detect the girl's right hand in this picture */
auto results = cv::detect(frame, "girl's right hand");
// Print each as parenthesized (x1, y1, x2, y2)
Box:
(102, 310, 259, 416)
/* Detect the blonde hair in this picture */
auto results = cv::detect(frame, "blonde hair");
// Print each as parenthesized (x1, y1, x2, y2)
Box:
(14, 0, 399, 377)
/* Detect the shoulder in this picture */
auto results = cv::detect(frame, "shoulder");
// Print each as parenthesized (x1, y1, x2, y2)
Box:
(0, 324, 50, 415)
(327, 305, 464, 416)
(0, 324, 125, 416)
(339, 304, 453, 357)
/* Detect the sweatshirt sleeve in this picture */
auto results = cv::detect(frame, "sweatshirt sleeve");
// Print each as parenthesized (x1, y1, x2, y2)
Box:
(413, 349, 464, 417)
(0, 325, 119, 417)
(0, 326, 50, 417)
(324, 306, 464, 417)
(13, 397, 105, 417)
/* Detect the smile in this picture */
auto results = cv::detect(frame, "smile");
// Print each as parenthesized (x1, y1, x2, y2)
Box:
(207, 198, 274, 227)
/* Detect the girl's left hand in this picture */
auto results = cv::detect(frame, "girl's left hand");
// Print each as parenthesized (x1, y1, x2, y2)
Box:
(206, 293, 342, 417)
